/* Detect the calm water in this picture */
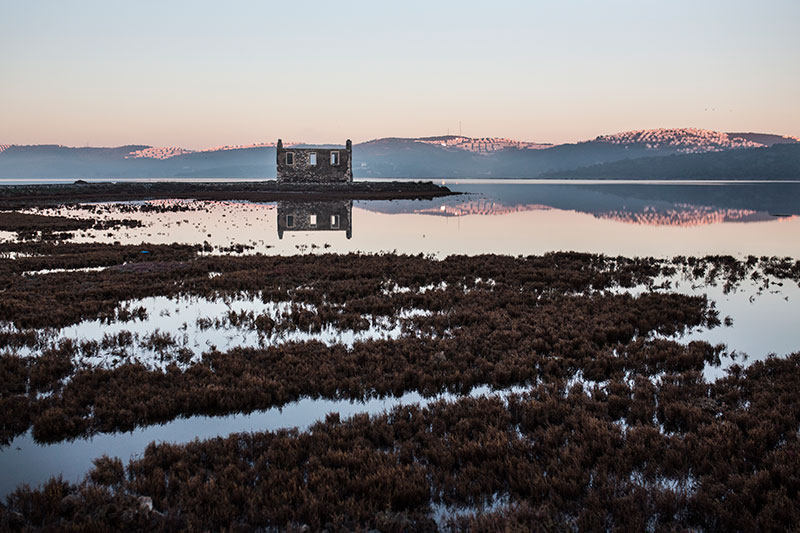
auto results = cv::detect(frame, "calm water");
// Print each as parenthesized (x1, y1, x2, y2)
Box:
(1, 180, 799, 497)
(20, 180, 800, 258)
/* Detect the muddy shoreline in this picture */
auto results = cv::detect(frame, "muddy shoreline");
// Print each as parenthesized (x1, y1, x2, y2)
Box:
(0, 180, 457, 209)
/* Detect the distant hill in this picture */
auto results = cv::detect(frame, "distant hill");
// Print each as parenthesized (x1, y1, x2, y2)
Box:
(726, 132, 800, 146)
(412, 135, 552, 152)
(547, 144, 800, 180)
(1, 128, 797, 180)
(593, 128, 764, 153)
(351, 129, 778, 178)
(0, 144, 276, 179)
(0, 145, 153, 179)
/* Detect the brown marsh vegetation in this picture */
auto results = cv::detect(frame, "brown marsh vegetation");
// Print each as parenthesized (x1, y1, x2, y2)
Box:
(0, 211, 142, 241)
(2, 352, 800, 530)
(1, 246, 799, 529)
(2, 242, 795, 329)
(0, 248, 795, 445)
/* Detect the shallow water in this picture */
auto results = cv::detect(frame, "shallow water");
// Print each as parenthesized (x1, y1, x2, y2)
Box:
(678, 280, 799, 380)
(609, 274, 800, 380)
(4, 273, 796, 377)
(1, 294, 426, 370)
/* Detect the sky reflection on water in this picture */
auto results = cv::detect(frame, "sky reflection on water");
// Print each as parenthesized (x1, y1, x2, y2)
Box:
(22, 181, 800, 258)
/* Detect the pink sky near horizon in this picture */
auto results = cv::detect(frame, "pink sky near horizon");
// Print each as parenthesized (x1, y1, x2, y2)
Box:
(1, 1, 798, 149)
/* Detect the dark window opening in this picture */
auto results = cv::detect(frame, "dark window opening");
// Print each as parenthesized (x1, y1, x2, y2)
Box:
(286, 215, 294, 228)
(286, 152, 294, 165)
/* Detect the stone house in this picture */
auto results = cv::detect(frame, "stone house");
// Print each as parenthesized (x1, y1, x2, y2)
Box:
(276, 139, 352, 184)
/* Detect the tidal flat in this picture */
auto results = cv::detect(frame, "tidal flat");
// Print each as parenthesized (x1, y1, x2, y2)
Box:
(1, 182, 799, 530)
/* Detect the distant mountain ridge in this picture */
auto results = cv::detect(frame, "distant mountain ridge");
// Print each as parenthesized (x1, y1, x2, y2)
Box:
(547, 144, 800, 180)
(1, 128, 797, 180)
(725, 132, 800, 146)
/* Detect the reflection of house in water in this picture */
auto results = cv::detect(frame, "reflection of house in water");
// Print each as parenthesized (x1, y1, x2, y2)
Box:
(277, 200, 353, 239)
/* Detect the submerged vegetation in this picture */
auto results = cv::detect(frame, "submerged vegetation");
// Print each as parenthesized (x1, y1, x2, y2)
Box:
(1, 243, 799, 530)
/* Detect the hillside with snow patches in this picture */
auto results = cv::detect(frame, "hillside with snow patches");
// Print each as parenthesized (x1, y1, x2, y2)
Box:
(117, 129, 800, 159)
(124, 142, 295, 160)
(414, 136, 552, 153)
(595, 128, 766, 153)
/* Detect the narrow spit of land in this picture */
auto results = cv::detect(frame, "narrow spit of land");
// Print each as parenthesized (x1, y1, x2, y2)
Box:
(1, 245, 800, 530)
(0, 180, 457, 209)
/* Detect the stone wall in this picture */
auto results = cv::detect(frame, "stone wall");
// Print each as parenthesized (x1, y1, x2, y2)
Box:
(276, 139, 352, 184)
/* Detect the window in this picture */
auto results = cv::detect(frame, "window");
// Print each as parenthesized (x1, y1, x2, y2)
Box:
(286, 215, 294, 228)
(285, 152, 294, 165)
(331, 214, 340, 228)
(309, 214, 317, 227)
(309, 152, 317, 166)
(330, 151, 340, 165)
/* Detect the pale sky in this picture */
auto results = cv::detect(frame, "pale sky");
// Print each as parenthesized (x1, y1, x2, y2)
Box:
(1, 0, 798, 148)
